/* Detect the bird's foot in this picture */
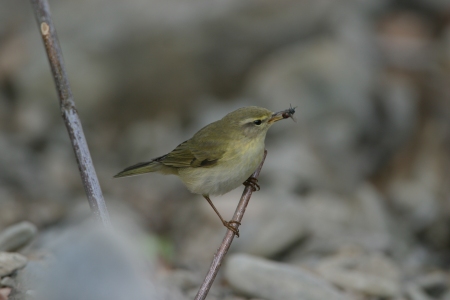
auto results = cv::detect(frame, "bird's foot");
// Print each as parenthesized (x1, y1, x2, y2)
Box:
(243, 177, 260, 192)
(223, 220, 241, 237)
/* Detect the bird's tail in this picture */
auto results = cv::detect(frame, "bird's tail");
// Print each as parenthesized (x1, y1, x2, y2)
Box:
(114, 160, 163, 178)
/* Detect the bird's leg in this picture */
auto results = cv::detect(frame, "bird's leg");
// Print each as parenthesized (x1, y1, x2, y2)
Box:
(203, 195, 240, 237)
(243, 177, 260, 191)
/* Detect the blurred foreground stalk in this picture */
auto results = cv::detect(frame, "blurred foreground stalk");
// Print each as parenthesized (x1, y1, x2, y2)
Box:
(195, 150, 267, 300)
(30, 0, 111, 228)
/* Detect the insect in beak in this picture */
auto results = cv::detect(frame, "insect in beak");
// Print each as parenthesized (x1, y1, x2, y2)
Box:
(269, 105, 297, 123)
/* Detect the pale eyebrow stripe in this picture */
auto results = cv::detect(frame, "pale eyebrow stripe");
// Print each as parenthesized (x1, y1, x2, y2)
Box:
(240, 117, 268, 124)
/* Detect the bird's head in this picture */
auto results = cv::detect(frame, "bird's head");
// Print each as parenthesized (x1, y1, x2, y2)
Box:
(222, 106, 296, 139)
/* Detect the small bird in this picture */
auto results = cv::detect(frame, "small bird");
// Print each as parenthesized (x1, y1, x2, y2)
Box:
(115, 106, 295, 236)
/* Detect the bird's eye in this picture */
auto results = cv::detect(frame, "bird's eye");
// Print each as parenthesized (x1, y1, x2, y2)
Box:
(253, 120, 262, 125)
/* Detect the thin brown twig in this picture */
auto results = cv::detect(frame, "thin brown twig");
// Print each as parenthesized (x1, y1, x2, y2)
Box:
(29, 0, 112, 228)
(195, 150, 268, 300)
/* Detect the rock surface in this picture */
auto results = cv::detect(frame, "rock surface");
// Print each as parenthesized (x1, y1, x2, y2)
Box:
(225, 254, 346, 300)
(0, 253, 27, 277)
(18, 220, 187, 300)
(316, 249, 401, 298)
(297, 184, 391, 254)
(0, 222, 37, 252)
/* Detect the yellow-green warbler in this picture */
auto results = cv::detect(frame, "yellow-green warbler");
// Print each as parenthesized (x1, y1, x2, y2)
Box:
(115, 106, 296, 236)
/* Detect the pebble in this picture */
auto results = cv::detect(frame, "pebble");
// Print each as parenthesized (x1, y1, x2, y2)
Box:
(227, 192, 307, 258)
(405, 283, 433, 300)
(225, 254, 346, 300)
(237, 198, 306, 257)
(0, 221, 37, 252)
(295, 184, 391, 256)
(19, 220, 187, 300)
(0, 252, 27, 277)
(0, 277, 15, 289)
(316, 249, 401, 298)
(405, 272, 450, 300)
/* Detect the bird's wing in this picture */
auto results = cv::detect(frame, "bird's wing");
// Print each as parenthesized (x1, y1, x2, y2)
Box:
(160, 141, 195, 168)
(189, 138, 227, 167)
(161, 138, 227, 168)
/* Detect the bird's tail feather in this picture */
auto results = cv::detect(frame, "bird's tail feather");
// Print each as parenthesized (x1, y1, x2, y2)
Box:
(114, 160, 162, 178)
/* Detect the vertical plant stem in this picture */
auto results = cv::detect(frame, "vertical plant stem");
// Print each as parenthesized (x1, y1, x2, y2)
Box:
(195, 150, 267, 300)
(30, 0, 111, 228)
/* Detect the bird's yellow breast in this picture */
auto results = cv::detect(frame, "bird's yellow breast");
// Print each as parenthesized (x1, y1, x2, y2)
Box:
(178, 137, 265, 196)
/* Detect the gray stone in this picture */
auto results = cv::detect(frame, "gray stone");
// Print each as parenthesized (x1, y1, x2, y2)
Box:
(231, 193, 307, 258)
(225, 254, 346, 300)
(388, 168, 440, 233)
(0, 221, 37, 252)
(0, 277, 15, 289)
(0, 252, 27, 277)
(316, 249, 401, 298)
(298, 184, 391, 254)
(405, 272, 450, 300)
(405, 283, 433, 300)
(21, 219, 187, 300)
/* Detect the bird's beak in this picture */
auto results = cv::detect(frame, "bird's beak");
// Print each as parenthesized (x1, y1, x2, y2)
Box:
(268, 111, 285, 124)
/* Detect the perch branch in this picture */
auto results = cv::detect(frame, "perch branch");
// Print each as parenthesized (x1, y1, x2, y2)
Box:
(194, 150, 268, 300)
(30, 0, 112, 228)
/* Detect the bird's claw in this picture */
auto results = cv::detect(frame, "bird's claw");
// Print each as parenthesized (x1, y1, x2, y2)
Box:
(223, 220, 241, 237)
(243, 177, 260, 192)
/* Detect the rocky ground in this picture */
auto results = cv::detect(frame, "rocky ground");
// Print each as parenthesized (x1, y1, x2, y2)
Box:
(1, 0, 450, 299)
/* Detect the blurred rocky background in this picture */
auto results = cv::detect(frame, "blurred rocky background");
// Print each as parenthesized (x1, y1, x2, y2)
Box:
(1, 0, 450, 299)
